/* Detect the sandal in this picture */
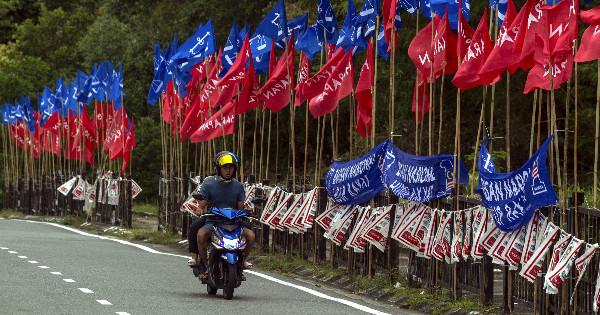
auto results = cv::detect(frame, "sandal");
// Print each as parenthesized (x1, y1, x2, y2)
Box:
(243, 261, 254, 269)
(187, 259, 197, 267)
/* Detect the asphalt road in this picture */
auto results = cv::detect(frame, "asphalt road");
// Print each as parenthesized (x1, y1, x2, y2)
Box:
(0, 218, 415, 315)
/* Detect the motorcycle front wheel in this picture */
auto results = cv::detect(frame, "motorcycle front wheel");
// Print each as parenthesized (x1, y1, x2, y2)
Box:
(223, 263, 237, 300)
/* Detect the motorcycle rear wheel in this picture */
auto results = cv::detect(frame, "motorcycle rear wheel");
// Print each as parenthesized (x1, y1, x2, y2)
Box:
(223, 263, 237, 300)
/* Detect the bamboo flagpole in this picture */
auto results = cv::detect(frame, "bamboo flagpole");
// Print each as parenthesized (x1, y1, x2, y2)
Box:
(372, 16, 380, 148)
(594, 61, 599, 208)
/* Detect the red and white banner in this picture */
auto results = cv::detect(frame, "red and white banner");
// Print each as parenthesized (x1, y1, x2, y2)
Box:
(418, 207, 438, 259)
(107, 179, 119, 206)
(243, 184, 258, 213)
(180, 196, 201, 215)
(393, 202, 427, 251)
(131, 180, 142, 199)
(432, 211, 452, 263)
(57, 176, 78, 196)
(363, 205, 393, 252)
(462, 207, 474, 260)
(504, 225, 527, 270)
(545, 237, 583, 294)
(325, 206, 358, 246)
(521, 212, 544, 265)
(281, 194, 304, 233)
(261, 187, 283, 223)
(72, 177, 90, 201)
(345, 206, 372, 253)
(292, 188, 319, 231)
(594, 259, 600, 312)
(570, 243, 598, 303)
(488, 229, 511, 265)
(548, 232, 572, 273)
(267, 192, 294, 230)
(450, 211, 464, 263)
(471, 206, 489, 259)
(316, 199, 347, 231)
(520, 222, 560, 283)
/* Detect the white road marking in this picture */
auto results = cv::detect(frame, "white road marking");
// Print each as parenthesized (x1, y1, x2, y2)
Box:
(18, 255, 28, 259)
(78, 288, 94, 294)
(0, 247, 8, 249)
(96, 300, 112, 305)
(11, 219, 391, 315)
(50, 271, 62, 275)
(8, 251, 17, 254)
(38, 266, 50, 269)
(63, 279, 76, 283)
(28, 260, 38, 264)
(115, 312, 131, 315)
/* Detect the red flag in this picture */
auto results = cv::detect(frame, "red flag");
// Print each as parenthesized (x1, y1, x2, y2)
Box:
(212, 82, 238, 109)
(109, 114, 129, 160)
(383, 0, 398, 50)
(581, 5, 600, 24)
(457, 9, 475, 62)
(42, 111, 60, 132)
(190, 101, 236, 143)
(218, 35, 251, 87)
(259, 50, 292, 113)
(432, 12, 458, 76)
(412, 71, 430, 122)
(198, 65, 220, 110)
(179, 98, 205, 140)
(309, 50, 354, 118)
(103, 107, 126, 154)
(236, 61, 259, 115)
(287, 32, 296, 90)
(161, 81, 175, 123)
(121, 119, 137, 173)
(301, 48, 345, 101)
(575, 23, 600, 62)
(294, 53, 311, 106)
(539, 0, 578, 59)
(515, 0, 546, 70)
(479, 0, 519, 81)
(408, 16, 440, 81)
(355, 40, 374, 138)
(452, 10, 496, 90)
(524, 38, 574, 93)
(269, 40, 277, 74)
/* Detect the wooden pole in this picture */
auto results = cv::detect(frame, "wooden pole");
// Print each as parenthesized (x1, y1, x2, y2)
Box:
(437, 71, 445, 154)
(371, 16, 380, 148)
(506, 73, 511, 170)
(594, 61, 600, 208)
(470, 87, 488, 195)
(530, 90, 538, 156)
(415, 12, 420, 154)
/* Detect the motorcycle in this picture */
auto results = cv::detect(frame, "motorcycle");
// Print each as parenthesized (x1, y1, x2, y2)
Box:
(192, 208, 248, 300)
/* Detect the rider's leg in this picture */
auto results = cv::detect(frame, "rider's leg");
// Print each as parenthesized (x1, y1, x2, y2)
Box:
(187, 217, 206, 265)
(197, 227, 212, 264)
(242, 227, 255, 260)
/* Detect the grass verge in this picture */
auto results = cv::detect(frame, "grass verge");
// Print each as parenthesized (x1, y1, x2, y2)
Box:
(132, 202, 159, 215)
(254, 253, 500, 315)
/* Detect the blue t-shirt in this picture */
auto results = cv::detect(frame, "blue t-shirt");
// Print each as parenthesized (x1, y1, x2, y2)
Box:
(194, 176, 245, 209)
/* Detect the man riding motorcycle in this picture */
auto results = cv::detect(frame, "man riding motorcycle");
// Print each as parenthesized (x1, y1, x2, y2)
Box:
(187, 151, 255, 280)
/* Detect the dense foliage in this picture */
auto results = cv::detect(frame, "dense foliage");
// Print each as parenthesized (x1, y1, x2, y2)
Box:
(1, 0, 598, 202)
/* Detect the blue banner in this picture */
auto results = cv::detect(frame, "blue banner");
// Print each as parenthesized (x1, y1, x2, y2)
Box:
(477, 136, 557, 232)
(382, 143, 469, 202)
(325, 140, 388, 205)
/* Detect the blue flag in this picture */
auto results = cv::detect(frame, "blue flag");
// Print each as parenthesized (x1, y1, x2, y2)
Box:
(420, 0, 432, 19)
(147, 43, 166, 105)
(317, 0, 339, 44)
(337, 0, 358, 51)
(355, 0, 379, 40)
(66, 81, 80, 115)
(495, 0, 509, 28)
(376, 24, 389, 61)
(221, 21, 242, 77)
(478, 139, 497, 175)
(109, 64, 123, 110)
(326, 140, 389, 205)
(40, 86, 57, 127)
(430, 0, 470, 29)
(477, 136, 558, 232)
(55, 78, 69, 117)
(21, 97, 36, 132)
(296, 23, 323, 61)
(287, 14, 308, 38)
(399, 0, 418, 15)
(250, 33, 273, 74)
(1, 105, 9, 125)
(256, 0, 288, 43)
(383, 142, 469, 203)
(171, 22, 217, 64)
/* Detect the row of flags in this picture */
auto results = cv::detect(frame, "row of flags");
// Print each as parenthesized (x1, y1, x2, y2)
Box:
(149, 0, 600, 142)
(1, 61, 136, 173)
(409, 0, 600, 116)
